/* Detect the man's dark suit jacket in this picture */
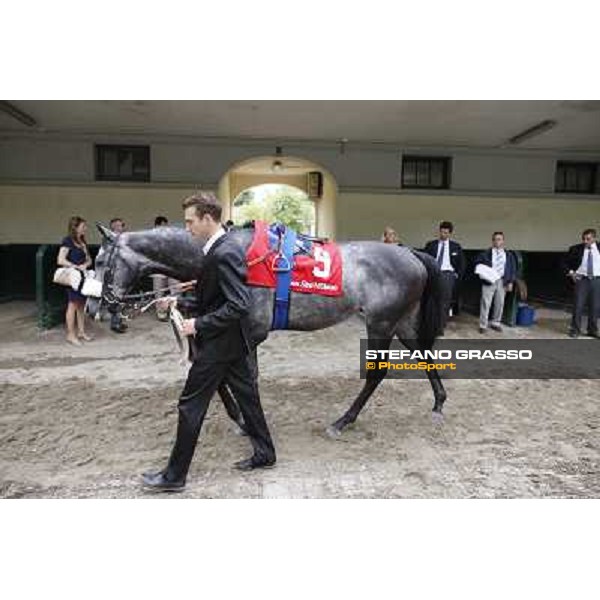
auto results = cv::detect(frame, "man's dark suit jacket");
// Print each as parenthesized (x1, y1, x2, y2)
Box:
(423, 239, 466, 278)
(180, 234, 253, 363)
(474, 248, 518, 285)
(563, 241, 600, 275)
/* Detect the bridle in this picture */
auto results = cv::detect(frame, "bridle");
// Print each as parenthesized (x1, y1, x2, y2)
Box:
(101, 238, 176, 314)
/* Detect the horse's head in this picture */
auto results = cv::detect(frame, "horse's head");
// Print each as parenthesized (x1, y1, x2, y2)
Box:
(86, 222, 208, 318)
(84, 223, 141, 317)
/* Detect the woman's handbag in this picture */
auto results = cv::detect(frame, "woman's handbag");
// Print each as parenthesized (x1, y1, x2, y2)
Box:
(53, 268, 102, 297)
(53, 267, 83, 290)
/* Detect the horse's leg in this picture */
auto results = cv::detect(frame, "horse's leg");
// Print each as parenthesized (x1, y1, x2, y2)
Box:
(327, 335, 392, 437)
(399, 336, 447, 418)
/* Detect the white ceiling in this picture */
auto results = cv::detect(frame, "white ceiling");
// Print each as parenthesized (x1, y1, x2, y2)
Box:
(1, 100, 599, 151)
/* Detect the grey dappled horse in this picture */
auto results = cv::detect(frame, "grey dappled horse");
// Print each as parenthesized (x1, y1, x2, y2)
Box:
(88, 223, 447, 436)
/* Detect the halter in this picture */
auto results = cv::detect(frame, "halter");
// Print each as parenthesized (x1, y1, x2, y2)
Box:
(101, 239, 176, 312)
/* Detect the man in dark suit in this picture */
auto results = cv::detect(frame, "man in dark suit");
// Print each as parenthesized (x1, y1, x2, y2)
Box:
(142, 193, 276, 492)
(424, 221, 466, 326)
(564, 228, 600, 338)
(474, 232, 518, 333)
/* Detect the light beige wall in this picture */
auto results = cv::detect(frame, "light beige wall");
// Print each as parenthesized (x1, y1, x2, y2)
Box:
(336, 191, 600, 251)
(318, 173, 337, 240)
(0, 184, 208, 244)
(10, 184, 593, 251)
(218, 175, 231, 222)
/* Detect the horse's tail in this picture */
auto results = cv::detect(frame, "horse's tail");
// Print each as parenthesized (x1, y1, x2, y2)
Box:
(410, 250, 444, 348)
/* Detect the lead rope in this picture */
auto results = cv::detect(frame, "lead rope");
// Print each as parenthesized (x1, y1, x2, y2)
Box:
(168, 305, 191, 365)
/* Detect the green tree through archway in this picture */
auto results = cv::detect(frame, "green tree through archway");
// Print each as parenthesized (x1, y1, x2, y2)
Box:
(232, 184, 316, 234)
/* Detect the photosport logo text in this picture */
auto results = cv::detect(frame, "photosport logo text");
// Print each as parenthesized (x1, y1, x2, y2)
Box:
(359, 340, 600, 380)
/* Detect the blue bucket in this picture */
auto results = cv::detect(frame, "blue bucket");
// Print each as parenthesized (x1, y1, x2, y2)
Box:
(516, 304, 535, 327)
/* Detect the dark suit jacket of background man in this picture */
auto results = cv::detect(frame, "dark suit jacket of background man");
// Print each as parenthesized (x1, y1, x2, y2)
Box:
(423, 239, 467, 278)
(563, 241, 600, 274)
(424, 238, 467, 313)
(562, 241, 600, 326)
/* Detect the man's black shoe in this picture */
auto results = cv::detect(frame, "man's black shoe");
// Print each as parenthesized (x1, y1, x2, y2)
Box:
(111, 323, 128, 334)
(586, 331, 599, 339)
(233, 455, 276, 472)
(479, 327, 486, 334)
(141, 471, 185, 492)
(489, 324, 503, 332)
(568, 331, 579, 338)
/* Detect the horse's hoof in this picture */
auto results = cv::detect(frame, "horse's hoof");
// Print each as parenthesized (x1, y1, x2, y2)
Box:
(326, 425, 342, 439)
(431, 410, 444, 426)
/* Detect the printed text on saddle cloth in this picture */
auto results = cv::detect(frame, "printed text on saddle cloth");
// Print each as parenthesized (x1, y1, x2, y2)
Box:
(246, 221, 343, 297)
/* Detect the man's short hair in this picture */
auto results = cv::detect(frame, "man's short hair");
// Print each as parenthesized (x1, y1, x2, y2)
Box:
(439, 221, 454, 232)
(154, 215, 169, 227)
(182, 192, 222, 221)
(109, 217, 124, 227)
(492, 231, 504, 238)
(582, 228, 597, 238)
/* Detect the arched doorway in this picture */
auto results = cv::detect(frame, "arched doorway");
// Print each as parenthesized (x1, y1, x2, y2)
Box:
(232, 184, 316, 235)
(218, 153, 337, 239)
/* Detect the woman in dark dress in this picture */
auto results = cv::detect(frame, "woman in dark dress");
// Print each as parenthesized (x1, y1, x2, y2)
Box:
(57, 216, 93, 346)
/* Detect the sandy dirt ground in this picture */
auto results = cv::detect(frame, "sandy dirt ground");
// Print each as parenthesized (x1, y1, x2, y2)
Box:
(0, 301, 598, 498)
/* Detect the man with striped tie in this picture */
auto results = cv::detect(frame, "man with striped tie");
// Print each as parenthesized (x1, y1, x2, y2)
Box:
(565, 228, 600, 338)
(474, 232, 517, 334)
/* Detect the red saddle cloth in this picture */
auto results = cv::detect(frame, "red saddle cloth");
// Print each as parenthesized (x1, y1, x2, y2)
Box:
(246, 221, 343, 297)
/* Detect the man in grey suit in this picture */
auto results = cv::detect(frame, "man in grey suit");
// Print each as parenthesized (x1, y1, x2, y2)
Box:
(474, 232, 518, 333)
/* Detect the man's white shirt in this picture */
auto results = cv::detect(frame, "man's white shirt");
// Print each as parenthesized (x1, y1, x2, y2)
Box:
(203, 227, 226, 256)
(576, 244, 600, 277)
(437, 240, 454, 272)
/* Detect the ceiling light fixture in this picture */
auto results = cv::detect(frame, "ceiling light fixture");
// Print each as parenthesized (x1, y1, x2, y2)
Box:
(507, 119, 557, 145)
(0, 101, 38, 127)
(271, 145, 284, 172)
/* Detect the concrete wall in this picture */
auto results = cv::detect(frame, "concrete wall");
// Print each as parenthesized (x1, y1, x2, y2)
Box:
(7, 182, 596, 250)
(3, 134, 599, 190)
(0, 183, 202, 244)
(1, 134, 599, 246)
(452, 154, 556, 194)
(336, 191, 600, 251)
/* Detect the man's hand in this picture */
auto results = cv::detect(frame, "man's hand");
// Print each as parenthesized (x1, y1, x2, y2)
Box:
(506, 282, 513, 292)
(181, 318, 196, 336)
(156, 296, 178, 311)
(568, 270, 577, 281)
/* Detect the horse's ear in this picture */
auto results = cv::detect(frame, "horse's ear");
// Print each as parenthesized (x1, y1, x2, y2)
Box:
(96, 222, 116, 243)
